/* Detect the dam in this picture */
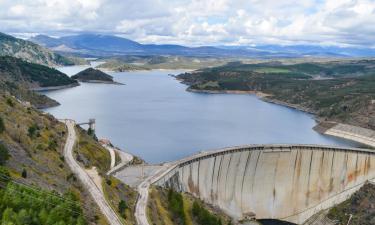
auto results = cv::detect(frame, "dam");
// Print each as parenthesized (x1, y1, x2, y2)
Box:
(153, 144, 375, 224)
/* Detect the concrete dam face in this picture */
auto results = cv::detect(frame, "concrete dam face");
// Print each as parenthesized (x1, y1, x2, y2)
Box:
(155, 145, 375, 224)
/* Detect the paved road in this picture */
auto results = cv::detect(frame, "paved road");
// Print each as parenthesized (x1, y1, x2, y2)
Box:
(134, 163, 175, 225)
(134, 151, 210, 225)
(63, 120, 123, 225)
(103, 144, 134, 175)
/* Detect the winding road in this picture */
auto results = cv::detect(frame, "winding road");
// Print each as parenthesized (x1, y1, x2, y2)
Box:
(63, 119, 123, 225)
(134, 164, 172, 225)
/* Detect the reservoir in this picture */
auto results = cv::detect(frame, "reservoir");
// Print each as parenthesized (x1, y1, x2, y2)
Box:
(43, 65, 358, 163)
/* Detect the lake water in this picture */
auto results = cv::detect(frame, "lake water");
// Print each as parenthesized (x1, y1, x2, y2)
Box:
(43, 65, 358, 163)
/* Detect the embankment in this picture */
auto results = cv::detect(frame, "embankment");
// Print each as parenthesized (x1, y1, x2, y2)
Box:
(316, 122, 375, 148)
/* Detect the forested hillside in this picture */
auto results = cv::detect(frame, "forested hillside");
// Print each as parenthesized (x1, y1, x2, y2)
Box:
(0, 56, 78, 108)
(0, 93, 108, 224)
(178, 60, 375, 129)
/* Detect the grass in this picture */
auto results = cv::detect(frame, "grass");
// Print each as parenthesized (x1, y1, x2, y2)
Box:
(179, 60, 375, 129)
(0, 93, 108, 224)
(147, 187, 231, 225)
(254, 67, 290, 73)
(74, 127, 111, 174)
(102, 176, 137, 225)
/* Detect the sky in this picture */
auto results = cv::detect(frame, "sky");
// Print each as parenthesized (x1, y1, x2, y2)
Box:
(0, 0, 374, 47)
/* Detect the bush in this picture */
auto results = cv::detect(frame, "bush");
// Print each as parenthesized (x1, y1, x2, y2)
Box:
(118, 200, 127, 216)
(21, 168, 27, 178)
(168, 189, 186, 225)
(27, 124, 39, 138)
(192, 201, 222, 225)
(0, 143, 9, 165)
(0, 117, 5, 133)
(6, 98, 14, 107)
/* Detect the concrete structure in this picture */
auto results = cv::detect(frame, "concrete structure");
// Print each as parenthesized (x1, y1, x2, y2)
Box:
(78, 118, 96, 132)
(323, 123, 375, 148)
(154, 144, 375, 224)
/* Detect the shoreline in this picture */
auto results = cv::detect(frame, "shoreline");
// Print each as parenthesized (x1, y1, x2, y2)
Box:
(32, 83, 80, 91)
(77, 80, 125, 85)
(186, 87, 375, 148)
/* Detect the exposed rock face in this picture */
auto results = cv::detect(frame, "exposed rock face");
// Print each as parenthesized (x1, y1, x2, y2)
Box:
(0, 32, 76, 66)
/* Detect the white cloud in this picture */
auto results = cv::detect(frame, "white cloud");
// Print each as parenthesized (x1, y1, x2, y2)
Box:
(0, 0, 374, 47)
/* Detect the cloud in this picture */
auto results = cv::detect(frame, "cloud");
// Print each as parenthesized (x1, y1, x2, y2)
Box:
(0, 0, 374, 47)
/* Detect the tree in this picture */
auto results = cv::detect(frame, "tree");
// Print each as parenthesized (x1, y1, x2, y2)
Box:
(21, 168, 27, 178)
(0, 117, 5, 133)
(118, 200, 127, 216)
(0, 143, 9, 165)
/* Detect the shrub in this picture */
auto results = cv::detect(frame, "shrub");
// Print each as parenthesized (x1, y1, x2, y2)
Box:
(118, 200, 127, 216)
(27, 124, 39, 138)
(168, 189, 186, 225)
(6, 98, 14, 107)
(192, 201, 222, 225)
(0, 117, 5, 133)
(0, 143, 9, 165)
(21, 168, 27, 178)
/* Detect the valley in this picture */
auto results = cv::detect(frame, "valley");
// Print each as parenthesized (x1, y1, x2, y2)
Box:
(0, 27, 375, 225)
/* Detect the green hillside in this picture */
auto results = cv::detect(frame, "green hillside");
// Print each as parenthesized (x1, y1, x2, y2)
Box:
(178, 60, 375, 129)
(0, 56, 78, 108)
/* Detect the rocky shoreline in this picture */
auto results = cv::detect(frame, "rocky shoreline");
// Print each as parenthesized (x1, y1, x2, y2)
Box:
(31, 83, 80, 91)
(77, 80, 125, 85)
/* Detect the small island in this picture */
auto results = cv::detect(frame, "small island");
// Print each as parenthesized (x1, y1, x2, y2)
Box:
(71, 68, 124, 85)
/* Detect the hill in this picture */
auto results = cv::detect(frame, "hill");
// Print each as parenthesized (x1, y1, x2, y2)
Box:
(178, 60, 375, 129)
(0, 56, 79, 108)
(72, 68, 114, 82)
(0, 94, 101, 224)
(0, 32, 83, 66)
(30, 34, 375, 58)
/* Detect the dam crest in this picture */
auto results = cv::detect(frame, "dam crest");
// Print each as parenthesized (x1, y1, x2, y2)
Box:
(154, 144, 375, 224)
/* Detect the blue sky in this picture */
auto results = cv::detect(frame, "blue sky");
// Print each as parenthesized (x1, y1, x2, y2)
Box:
(0, 0, 374, 47)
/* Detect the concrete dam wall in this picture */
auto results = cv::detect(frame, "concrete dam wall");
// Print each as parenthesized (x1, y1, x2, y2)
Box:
(154, 145, 375, 224)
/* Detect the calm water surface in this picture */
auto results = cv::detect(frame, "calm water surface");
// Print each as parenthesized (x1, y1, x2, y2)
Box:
(43, 65, 358, 163)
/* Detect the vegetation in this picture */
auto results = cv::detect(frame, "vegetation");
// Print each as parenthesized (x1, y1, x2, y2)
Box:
(0, 117, 5, 133)
(192, 201, 222, 225)
(0, 143, 9, 166)
(0, 181, 86, 225)
(0, 32, 79, 66)
(0, 56, 77, 87)
(97, 56, 231, 71)
(327, 183, 375, 225)
(147, 187, 230, 225)
(0, 56, 78, 108)
(74, 126, 111, 174)
(71, 68, 114, 83)
(168, 189, 187, 225)
(0, 94, 107, 224)
(102, 176, 137, 225)
(178, 60, 375, 129)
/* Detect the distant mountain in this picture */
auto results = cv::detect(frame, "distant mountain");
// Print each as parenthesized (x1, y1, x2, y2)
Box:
(30, 33, 375, 58)
(29, 34, 273, 57)
(0, 32, 81, 66)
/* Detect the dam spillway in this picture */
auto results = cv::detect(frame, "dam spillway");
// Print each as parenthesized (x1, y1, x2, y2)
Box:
(154, 144, 375, 224)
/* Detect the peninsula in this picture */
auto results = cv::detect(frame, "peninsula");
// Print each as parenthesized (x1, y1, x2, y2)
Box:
(72, 68, 124, 85)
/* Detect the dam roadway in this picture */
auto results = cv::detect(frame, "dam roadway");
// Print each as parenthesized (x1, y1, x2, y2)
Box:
(150, 144, 375, 224)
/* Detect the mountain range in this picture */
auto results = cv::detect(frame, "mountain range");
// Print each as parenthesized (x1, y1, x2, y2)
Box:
(30, 33, 375, 58)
